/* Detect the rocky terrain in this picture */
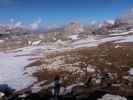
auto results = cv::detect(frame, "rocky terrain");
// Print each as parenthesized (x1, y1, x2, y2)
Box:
(0, 9, 133, 100)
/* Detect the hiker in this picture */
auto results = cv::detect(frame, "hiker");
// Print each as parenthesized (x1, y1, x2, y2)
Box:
(53, 75, 61, 99)
(85, 76, 92, 87)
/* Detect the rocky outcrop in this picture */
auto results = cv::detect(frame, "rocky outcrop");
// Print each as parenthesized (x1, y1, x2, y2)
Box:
(64, 21, 84, 34)
(0, 25, 31, 35)
(115, 8, 133, 29)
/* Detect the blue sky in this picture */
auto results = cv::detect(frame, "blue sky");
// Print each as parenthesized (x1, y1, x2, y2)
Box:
(0, 0, 133, 25)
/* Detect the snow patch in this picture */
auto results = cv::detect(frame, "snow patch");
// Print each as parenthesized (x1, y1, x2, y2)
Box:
(69, 35, 79, 40)
(87, 66, 95, 73)
(98, 94, 127, 100)
(115, 35, 133, 43)
(32, 40, 41, 46)
(64, 83, 84, 94)
(31, 81, 47, 93)
(0, 40, 4, 43)
(128, 68, 133, 75)
(0, 92, 4, 98)
(0, 52, 37, 91)
(109, 30, 133, 36)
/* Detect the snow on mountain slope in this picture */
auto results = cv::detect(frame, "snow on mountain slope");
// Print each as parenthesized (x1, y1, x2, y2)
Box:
(71, 30, 133, 48)
(0, 44, 73, 90)
(68, 35, 79, 40)
(109, 30, 133, 36)
(0, 29, 133, 91)
(0, 52, 36, 91)
(115, 35, 133, 43)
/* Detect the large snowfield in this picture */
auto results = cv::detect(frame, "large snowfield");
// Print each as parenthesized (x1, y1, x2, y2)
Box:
(0, 52, 36, 90)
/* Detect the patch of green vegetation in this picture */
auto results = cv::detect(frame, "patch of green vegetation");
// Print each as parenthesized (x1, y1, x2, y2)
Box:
(128, 64, 133, 68)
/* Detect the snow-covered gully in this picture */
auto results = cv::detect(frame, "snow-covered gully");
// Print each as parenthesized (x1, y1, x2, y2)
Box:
(0, 51, 37, 91)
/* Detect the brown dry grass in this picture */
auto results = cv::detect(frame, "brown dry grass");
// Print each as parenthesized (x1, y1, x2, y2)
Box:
(27, 42, 133, 93)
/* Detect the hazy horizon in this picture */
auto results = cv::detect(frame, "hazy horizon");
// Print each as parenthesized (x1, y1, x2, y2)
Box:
(0, 0, 133, 31)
